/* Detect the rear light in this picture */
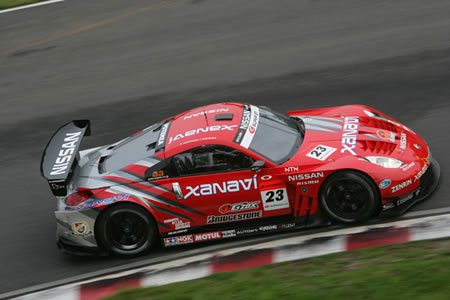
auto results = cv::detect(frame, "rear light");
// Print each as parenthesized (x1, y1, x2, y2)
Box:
(65, 188, 107, 206)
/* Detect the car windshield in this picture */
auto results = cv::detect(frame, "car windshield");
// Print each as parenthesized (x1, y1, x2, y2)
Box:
(249, 108, 303, 164)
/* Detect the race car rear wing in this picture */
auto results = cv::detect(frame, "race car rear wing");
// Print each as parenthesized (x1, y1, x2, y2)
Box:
(40, 120, 91, 196)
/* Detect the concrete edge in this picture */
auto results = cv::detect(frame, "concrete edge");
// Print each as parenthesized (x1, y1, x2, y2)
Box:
(11, 213, 450, 300)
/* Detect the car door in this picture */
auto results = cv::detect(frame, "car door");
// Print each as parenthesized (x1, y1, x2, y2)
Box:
(170, 145, 294, 227)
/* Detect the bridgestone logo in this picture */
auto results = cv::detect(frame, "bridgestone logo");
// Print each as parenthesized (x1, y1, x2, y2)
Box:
(207, 211, 262, 224)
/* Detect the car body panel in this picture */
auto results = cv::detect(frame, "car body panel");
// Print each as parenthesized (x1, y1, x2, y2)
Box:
(42, 103, 439, 255)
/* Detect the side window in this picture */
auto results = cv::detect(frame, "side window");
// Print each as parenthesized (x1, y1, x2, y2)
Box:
(144, 160, 178, 180)
(172, 145, 255, 176)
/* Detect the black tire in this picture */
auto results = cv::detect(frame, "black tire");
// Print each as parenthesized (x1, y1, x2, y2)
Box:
(95, 203, 157, 257)
(319, 171, 380, 224)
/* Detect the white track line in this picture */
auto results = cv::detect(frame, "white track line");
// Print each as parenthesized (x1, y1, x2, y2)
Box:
(0, 0, 64, 14)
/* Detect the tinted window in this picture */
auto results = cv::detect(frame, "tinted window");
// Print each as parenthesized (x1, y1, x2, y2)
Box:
(249, 108, 302, 164)
(172, 145, 254, 176)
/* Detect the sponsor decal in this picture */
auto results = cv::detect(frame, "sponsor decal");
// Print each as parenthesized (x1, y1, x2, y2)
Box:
(219, 201, 260, 214)
(392, 178, 412, 193)
(261, 175, 272, 180)
(377, 129, 396, 142)
(414, 164, 428, 182)
(168, 125, 237, 145)
(76, 194, 129, 210)
(288, 172, 324, 181)
(194, 232, 222, 242)
(164, 234, 194, 246)
(285, 166, 299, 173)
(379, 179, 391, 189)
(222, 230, 237, 238)
(164, 218, 191, 230)
(234, 105, 260, 148)
(183, 108, 229, 120)
(383, 202, 395, 210)
(157, 122, 170, 146)
(167, 229, 188, 236)
(259, 225, 277, 232)
(237, 228, 259, 235)
(306, 145, 337, 161)
(341, 116, 359, 155)
(400, 132, 407, 150)
(296, 180, 319, 186)
(71, 221, 89, 235)
(184, 175, 257, 199)
(207, 211, 262, 224)
(260, 186, 289, 211)
(401, 162, 415, 171)
(397, 194, 413, 206)
(278, 223, 295, 229)
(50, 132, 81, 176)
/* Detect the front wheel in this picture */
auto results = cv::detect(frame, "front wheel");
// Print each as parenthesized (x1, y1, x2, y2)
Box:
(319, 171, 380, 224)
(95, 203, 157, 257)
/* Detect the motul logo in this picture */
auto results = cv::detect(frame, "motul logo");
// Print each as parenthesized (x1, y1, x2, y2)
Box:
(50, 132, 81, 176)
(194, 232, 222, 242)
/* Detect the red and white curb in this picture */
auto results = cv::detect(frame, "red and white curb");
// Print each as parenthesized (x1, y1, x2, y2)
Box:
(0, 0, 64, 14)
(14, 214, 450, 300)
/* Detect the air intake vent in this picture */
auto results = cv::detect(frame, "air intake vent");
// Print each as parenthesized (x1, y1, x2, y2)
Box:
(214, 113, 233, 121)
(360, 117, 398, 133)
(359, 140, 396, 155)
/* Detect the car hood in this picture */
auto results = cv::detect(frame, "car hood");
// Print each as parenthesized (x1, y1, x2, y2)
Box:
(287, 106, 429, 165)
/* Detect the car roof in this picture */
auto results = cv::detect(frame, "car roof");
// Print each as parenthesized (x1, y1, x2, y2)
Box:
(163, 102, 244, 157)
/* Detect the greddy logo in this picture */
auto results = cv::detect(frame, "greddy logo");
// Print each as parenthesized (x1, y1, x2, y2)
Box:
(219, 201, 259, 214)
(341, 117, 359, 155)
(184, 176, 257, 199)
(168, 125, 237, 144)
(207, 211, 262, 224)
(50, 132, 81, 176)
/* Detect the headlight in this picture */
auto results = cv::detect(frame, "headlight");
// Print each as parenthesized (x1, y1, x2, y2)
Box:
(360, 156, 405, 168)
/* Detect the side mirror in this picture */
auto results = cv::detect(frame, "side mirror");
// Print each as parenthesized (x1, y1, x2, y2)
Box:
(251, 160, 265, 172)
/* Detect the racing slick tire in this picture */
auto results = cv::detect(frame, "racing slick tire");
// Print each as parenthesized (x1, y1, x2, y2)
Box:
(95, 203, 157, 257)
(319, 171, 380, 224)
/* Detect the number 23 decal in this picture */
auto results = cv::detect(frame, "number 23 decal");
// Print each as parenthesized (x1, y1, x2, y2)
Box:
(306, 145, 337, 161)
(261, 187, 289, 211)
(265, 189, 285, 202)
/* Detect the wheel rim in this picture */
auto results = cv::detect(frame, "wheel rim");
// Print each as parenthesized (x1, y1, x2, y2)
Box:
(105, 210, 149, 251)
(324, 179, 370, 218)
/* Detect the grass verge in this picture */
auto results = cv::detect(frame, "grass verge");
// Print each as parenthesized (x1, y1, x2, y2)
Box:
(105, 238, 450, 300)
(0, 0, 46, 10)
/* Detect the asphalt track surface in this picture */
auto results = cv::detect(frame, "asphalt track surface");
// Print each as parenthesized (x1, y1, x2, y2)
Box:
(0, 0, 449, 295)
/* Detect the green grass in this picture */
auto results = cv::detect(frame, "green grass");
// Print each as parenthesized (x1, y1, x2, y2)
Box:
(0, 0, 46, 10)
(105, 238, 450, 300)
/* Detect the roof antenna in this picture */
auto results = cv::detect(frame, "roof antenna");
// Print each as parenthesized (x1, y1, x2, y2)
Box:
(203, 107, 210, 126)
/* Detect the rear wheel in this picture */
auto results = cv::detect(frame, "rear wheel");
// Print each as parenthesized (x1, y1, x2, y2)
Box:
(96, 203, 157, 256)
(319, 171, 379, 224)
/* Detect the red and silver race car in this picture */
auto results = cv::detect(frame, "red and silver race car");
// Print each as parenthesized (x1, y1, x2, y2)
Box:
(41, 103, 440, 256)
